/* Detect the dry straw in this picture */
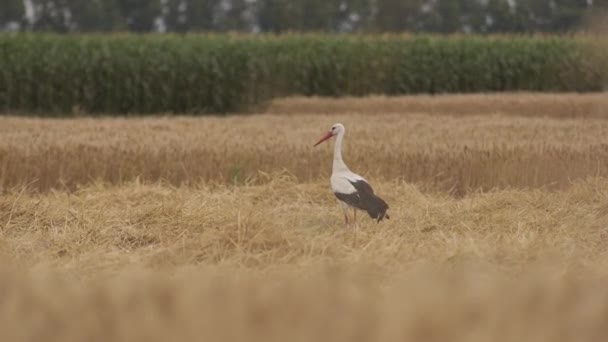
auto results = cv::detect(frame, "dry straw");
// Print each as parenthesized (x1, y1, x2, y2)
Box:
(2, 93, 608, 340)
(2, 93, 608, 194)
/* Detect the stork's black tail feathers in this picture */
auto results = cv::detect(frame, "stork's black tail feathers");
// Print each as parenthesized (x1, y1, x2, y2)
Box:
(344, 179, 390, 223)
(366, 194, 389, 223)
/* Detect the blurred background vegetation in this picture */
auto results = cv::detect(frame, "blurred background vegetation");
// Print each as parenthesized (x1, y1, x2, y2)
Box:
(1, 0, 606, 34)
(1, 1, 607, 115)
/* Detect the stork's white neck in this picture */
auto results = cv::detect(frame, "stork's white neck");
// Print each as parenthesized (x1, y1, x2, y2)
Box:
(332, 130, 349, 174)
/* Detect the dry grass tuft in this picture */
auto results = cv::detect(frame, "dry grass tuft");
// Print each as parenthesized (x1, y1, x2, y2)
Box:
(1, 177, 608, 340)
(1, 265, 608, 342)
(2, 177, 608, 274)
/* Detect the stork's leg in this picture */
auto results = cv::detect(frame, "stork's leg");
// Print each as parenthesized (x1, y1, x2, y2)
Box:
(340, 202, 350, 227)
(353, 208, 357, 225)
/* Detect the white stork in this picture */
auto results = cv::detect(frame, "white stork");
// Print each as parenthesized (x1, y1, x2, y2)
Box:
(314, 123, 390, 226)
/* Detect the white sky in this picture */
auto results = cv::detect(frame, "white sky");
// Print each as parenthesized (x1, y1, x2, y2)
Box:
(23, 0, 34, 23)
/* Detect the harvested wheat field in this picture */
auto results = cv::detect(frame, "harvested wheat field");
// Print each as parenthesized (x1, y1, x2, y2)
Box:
(2, 93, 608, 341)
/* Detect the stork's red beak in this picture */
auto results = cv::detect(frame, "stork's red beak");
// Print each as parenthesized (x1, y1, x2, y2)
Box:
(314, 131, 334, 147)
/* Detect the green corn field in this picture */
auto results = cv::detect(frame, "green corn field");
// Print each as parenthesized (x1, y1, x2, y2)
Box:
(0, 33, 606, 115)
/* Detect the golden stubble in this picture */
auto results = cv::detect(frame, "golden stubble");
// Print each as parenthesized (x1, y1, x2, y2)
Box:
(1, 177, 608, 341)
(2, 93, 608, 195)
(2, 93, 608, 341)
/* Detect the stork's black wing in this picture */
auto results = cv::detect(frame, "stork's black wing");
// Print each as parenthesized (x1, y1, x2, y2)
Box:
(334, 180, 390, 222)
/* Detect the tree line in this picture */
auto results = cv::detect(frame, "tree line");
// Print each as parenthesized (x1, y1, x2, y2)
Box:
(1, 0, 606, 34)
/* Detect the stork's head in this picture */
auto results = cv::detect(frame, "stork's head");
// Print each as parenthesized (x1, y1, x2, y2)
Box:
(314, 123, 344, 147)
